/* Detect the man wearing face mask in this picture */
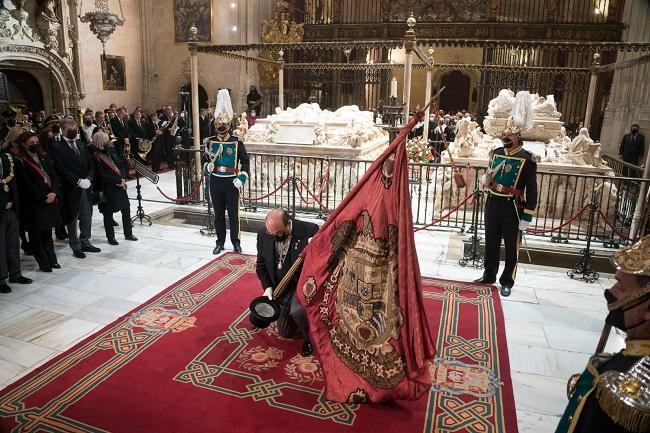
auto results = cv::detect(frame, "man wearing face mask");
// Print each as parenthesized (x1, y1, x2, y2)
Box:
(475, 91, 538, 297)
(256, 209, 320, 356)
(80, 114, 95, 145)
(51, 118, 100, 258)
(555, 236, 650, 433)
(619, 124, 645, 174)
(204, 89, 250, 254)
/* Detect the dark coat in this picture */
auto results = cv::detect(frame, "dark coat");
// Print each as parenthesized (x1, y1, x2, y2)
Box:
(199, 116, 213, 142)
(15, 153, 63, 231)
(94, 148, 129, 213)
(50, 137, 95, 224)
(0, 152, 19, 221)
(129, 118, 149, 141)
(619, 132, 645, 165)
(256, 219, 320, 292)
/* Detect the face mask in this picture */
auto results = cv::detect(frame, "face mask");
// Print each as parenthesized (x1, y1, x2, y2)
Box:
(502, 137, 513, 148)
(65, 129, 77, 140)
(604, 289, 649, 332)
(216, 125, 228, 133)
(84, 120, 93, 126)
(51, 125, 60, 134)
(27, 144, 38, 153)
(273, 232, 288, 242)
(632, 129, 639, 134)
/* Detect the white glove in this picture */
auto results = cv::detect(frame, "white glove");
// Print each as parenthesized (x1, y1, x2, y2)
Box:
(518, 220, 530, 231)
(77, 178, 92, 189)
(233, 178, 243, 189)
(263, 287, 273, 300)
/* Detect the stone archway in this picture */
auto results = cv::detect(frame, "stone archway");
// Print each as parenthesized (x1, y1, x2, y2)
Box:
(439, 70, 471, 113)
(432, 68, 480, 115)
(0, 44, 79, 114)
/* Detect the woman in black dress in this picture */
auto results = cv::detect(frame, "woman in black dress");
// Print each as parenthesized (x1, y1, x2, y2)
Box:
(14, 131, 62, 272)
(90, 130, 138, 245)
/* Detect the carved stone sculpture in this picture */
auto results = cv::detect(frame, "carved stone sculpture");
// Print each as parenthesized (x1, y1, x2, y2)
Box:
(532, 95, 561, 120)
(313, 122, 327, 146)
(452, 118, 476, 157)
(235, 112, 248, 139)
(37, 0, 61, 50)
(487, 89, 515, 118)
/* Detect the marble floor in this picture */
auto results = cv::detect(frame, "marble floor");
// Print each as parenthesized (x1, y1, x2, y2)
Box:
(0, 171, 626, 433)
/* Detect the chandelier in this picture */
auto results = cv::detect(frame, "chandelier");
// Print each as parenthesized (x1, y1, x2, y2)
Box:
(78, 0, 125, 50)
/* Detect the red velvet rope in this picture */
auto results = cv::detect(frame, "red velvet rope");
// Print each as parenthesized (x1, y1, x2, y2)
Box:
(241, 177, 290, 201)
(297, 179, 332, 213)
(597, 209, 633, 242)
(295, 162, 331, 205)
(156, 176, 204, 204)
(524, 203, 590, 235)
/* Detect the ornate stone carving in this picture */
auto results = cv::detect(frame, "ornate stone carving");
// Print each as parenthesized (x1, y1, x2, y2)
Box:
(10, 0, 39, 42)
(37, 0, 61, 51)
(0, 43, 79, 108)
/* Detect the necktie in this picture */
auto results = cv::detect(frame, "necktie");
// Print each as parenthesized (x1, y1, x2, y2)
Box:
(68, 139, 79, 156)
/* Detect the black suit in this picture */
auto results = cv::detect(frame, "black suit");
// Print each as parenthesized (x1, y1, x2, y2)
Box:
(128, 118, 150, 163)
(619, 132, 645, 168)
(110, 116, 131, 163)
(94, 148, 133, 240)
(0, 153, 21, 281)
(15, 153, 62, 270)
(51, 138, 95, 252)
(159, 113, 183, 167)
(256, 219, 320, 340)
(199, 116, 213, 142)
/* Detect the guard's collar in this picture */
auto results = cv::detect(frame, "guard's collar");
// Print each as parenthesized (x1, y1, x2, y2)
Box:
(505, 144, 523, 156)
(623, 339, 650, 356)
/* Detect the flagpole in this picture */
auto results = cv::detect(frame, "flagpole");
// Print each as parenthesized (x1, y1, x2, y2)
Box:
(402, 13, 416, 125)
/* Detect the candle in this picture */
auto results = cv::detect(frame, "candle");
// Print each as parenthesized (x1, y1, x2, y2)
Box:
(390, 77, 398, 99)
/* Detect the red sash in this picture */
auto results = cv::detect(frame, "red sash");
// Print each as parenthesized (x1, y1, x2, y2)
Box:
(97, 153, 122, 177)
(20, 155, 52, 189)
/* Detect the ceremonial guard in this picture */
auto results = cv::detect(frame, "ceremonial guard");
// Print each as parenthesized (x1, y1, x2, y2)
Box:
(475, 91, 538, 296)
(555, 236, 650, 433)
(0, 150, 32, 293)
(205, 89, 250, 254)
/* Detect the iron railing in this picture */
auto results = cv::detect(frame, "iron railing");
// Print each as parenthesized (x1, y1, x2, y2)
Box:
(171, 148, 649, 246)
(603, 154, 644, 178)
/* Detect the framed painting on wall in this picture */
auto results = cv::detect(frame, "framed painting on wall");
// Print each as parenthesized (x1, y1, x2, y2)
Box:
(101, 55, 126, 91)
(174, 0, 213, 43)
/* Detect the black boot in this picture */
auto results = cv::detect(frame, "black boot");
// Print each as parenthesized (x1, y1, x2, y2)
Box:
(213, 243, 224, 255)
(233, 241, 242, 253)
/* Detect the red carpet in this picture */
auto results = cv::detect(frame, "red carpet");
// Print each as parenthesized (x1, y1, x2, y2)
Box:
(0, 254, 517, 433)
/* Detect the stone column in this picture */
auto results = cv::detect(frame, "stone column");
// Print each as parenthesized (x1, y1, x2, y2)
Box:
(278, 50, 285, 110)
(402, 13, 416, 125)
(583, 52, 601, 131)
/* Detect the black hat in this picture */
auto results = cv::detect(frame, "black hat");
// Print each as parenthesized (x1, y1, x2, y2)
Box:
(44, 114, 62, 126)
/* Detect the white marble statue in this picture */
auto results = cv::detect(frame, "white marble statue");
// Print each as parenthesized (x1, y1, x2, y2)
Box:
(234, 112, 248, 138)
(568, 128, 593, 165)
(533, 95, 561, 119)
(453, 118, 476, 157)
(487, 89, 515, 118)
